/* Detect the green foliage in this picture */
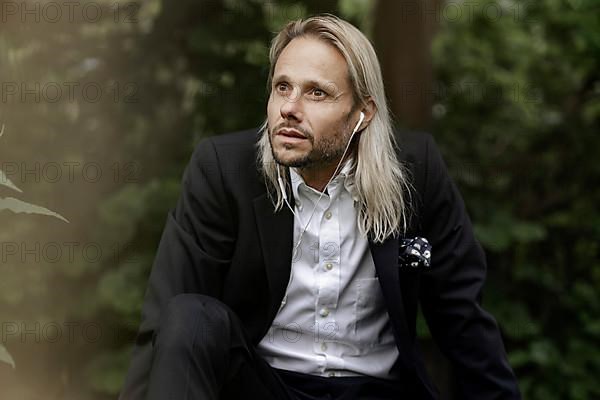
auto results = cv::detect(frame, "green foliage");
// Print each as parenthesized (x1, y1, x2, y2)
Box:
(431, 0, 600, 398)
(84, 349, 132, 395)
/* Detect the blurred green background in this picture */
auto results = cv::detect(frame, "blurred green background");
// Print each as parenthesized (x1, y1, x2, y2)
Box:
(0, 0, 598, 399)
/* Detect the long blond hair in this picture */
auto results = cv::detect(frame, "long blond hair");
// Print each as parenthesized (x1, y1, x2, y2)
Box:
(257, 14, 414, 243)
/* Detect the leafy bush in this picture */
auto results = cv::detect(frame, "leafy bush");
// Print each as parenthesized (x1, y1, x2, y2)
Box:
(430, 1, 600, 398)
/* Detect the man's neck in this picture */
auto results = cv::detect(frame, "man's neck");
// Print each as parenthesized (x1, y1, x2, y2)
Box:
(296, 154, 352, 193)
(296, 167, 334, 193)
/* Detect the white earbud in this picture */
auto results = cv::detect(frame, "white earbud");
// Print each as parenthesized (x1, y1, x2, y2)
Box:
(353, 111, 365, 135)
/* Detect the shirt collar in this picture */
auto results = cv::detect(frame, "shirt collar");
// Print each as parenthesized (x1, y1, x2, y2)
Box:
(289, 157, 359, 204)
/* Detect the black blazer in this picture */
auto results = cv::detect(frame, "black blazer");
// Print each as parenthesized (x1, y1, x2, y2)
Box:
(119, 128, 520, 399)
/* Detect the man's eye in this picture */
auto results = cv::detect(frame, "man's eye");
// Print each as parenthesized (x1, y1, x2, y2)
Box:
(276, 83, 289, 92)
(310, 88, 327, 98)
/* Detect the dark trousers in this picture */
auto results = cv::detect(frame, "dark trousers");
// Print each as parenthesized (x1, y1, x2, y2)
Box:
(146, 293, 409, 400)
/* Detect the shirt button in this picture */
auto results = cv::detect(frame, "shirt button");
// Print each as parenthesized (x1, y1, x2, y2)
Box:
(319, 308, 329, 317)
(321, 342, 328, 351)
(325, 262, 333, 271)
(325, 211, 332, 220)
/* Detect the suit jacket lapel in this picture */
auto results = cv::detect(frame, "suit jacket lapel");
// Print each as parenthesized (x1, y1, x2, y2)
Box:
(369, 236, 415, 370)
(253, 192, 294, 322)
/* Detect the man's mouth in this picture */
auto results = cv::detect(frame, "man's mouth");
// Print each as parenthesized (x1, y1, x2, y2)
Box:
(277, 128, 307, 139)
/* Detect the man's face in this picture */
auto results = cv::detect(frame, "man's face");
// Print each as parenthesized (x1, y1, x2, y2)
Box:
(267, 36, 357, 170)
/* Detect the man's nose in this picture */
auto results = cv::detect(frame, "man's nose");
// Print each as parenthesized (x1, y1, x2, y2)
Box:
(280, 88, 303, 121)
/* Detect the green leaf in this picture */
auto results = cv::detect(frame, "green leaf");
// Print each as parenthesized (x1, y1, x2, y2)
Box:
(0, 170, 23, 193)
(0, 343, 15, 369)
(0, 196, 69, 223)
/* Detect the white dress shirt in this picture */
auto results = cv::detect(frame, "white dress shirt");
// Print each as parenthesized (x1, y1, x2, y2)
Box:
(256, 158, 399, 379)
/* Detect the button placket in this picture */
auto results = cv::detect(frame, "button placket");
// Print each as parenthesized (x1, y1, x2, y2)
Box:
(315, 188, 341, 323)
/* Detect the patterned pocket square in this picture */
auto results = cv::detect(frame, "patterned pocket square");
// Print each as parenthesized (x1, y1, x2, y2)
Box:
(398, 237, 431, 268)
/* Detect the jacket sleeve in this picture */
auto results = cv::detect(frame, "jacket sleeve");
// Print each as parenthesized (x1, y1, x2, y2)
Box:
(118, 138, 236, 400)
(418, 134, 521, 399)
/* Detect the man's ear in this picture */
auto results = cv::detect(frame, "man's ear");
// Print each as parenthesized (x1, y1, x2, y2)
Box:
(359, 97, 376, 131)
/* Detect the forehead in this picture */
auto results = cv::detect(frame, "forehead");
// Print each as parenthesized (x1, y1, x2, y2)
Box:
(273, 36, 351, 92)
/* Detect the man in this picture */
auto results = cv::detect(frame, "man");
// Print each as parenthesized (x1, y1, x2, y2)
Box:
(119, 14, 520, 400)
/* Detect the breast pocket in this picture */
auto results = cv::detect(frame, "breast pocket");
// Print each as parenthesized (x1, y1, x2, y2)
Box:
(354, 277, 394, 348)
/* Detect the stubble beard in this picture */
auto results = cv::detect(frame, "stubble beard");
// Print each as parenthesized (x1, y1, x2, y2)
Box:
(268, 121, 352, 171)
